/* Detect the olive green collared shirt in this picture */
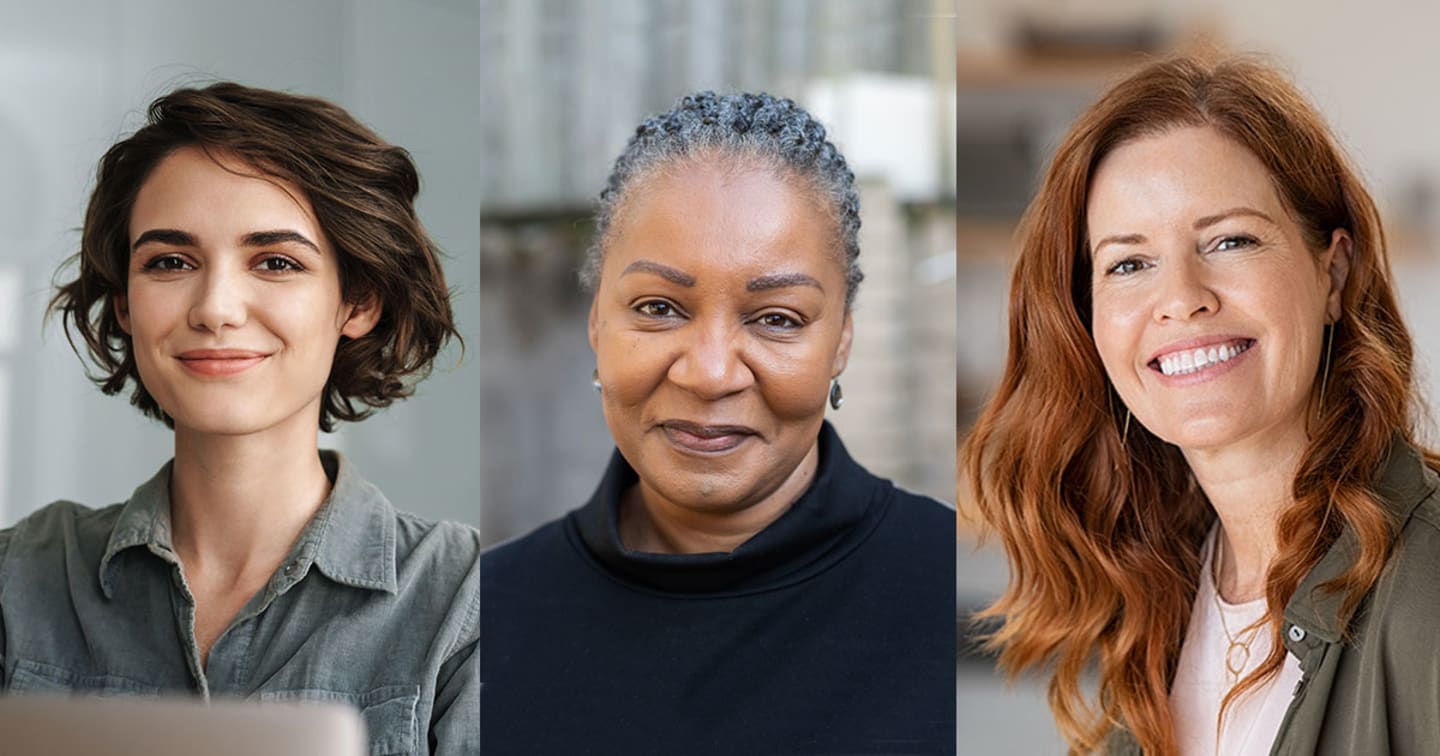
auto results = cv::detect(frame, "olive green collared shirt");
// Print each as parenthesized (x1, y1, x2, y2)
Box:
(0, 451, 479, 756)
(1107, 439, 1440, 755)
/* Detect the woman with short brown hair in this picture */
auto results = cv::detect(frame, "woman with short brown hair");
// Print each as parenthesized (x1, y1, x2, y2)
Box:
(0, 82, 475, 754)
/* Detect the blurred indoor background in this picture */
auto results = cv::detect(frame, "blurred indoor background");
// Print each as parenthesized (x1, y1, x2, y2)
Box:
(0, 0, 480, 528)
(479, 0, 959, 546)
(958, 0, 1440, 751)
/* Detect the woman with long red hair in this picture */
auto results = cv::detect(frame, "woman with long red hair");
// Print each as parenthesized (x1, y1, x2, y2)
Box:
(963, 55, 1440, 754)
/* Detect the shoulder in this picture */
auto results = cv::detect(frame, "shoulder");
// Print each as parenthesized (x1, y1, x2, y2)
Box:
(1373, 488, 1440, 644)
(480, 516, 572, 584)
(389, 511, 481, 589)
(0, 501, 123, 570)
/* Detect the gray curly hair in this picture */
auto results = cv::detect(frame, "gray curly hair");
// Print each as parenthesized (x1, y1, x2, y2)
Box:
(581, 91, 864, 309)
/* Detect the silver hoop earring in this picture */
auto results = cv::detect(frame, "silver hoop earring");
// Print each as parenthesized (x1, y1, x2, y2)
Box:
(828, 379, 844, 410)
(592, 368, 601, 392)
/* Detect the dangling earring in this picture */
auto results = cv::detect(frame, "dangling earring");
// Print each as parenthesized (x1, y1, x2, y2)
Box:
(828, 379, 844, 410)
(591, 368, 601, 392)
(1121, 408, 1131, 446)
(1318, 322, 1335, 415)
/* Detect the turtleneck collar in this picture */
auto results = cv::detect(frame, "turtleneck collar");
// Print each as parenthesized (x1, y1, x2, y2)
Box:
(568, 421, 890, 596)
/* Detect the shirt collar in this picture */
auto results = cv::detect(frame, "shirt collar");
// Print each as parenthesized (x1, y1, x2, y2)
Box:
(1283, 435, 1438, 643)
(98, 450, 398, 598)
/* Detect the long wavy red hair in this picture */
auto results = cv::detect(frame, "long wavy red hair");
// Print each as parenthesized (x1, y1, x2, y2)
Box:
(962, 54, 1436, 754)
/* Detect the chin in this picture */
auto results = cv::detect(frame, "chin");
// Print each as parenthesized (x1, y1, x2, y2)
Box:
(645, 470, 757, 514)
(1146, 418, 1253, 454)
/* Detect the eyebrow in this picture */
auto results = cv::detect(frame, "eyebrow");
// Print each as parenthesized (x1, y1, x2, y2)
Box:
(1091, 206, 1277, 255)
(131, 228, 321, 254)
(243, 229, 321, 253)
(1192, 207, 1275, 230)
(132, 229, 197, 250)
(747, 272, 823, 292)
(621, 260, 696, 287)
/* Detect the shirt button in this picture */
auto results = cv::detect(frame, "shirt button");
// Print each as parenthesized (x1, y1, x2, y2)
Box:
(282, 561, 299, 577)
(1288, 625, 1307, 642)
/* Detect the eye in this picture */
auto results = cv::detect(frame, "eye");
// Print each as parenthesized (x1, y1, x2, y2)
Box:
(635, 300, 680, 318)
(1105, 258, 1148, 277)
(754, 311, 803, 330)
(142, 254, 193, 272)
(1213, 235, 1258, 252)
(256, 255, 304, 273)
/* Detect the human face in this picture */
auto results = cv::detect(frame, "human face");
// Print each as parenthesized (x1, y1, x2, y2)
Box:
(1087, 126, 1348, 454)
(589, 156, 853, 515)
(117, 146, 379, 437)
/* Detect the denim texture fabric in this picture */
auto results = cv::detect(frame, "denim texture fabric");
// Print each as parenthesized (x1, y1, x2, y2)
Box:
(0, 451, 479, 756)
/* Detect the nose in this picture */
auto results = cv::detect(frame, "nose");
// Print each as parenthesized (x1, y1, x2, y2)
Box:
(188, 264, 248, 333)
(1153, 256, 1219, 323)
(666, 319, 755, 400)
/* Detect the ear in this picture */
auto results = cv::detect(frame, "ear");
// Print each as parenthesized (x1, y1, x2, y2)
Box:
(114, 293, 132, 334)
(587, 296, 600, 353)
(339, 294, 382, 339)
(831, 312, 854, 377)
(1321, 229, 1353, 324)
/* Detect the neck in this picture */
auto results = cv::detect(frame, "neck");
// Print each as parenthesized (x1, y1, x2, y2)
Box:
(619, 441, 821, 555)
(1184, 421, 1310, 603)
(169, 412, 331, 588)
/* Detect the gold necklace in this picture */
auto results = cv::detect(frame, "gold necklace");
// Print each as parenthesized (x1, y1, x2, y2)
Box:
(1211, 535, 1263, 685)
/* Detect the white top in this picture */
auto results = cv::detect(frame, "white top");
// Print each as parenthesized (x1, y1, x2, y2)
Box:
(1170, 528, 1303, 755)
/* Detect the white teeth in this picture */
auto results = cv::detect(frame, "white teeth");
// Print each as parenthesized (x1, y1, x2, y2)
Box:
(1157, 341, 1250, 376)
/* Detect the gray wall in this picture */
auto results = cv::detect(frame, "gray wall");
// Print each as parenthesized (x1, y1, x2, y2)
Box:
(0, 0, 480, 527)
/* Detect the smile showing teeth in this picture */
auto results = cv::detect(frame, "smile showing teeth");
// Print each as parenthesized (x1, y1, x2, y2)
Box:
(1156, 340, 1252, 377)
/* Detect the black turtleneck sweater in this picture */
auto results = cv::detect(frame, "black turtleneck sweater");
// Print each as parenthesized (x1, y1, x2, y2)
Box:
(481, 424, 956, 755)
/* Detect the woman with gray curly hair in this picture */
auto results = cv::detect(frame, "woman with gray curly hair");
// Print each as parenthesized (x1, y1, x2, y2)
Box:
(481, 92, 955, 754)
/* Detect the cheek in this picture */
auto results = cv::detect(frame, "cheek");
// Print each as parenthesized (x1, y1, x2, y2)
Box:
(752, 341, 832, 419)
(1089, 295, 1142, 380)
(597, 331, 669, 406)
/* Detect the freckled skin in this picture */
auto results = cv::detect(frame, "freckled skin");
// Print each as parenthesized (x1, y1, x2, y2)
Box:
(588, 156, 853, 545)
(1087, 126, 1349, 454)
(117, 146, 378, 438)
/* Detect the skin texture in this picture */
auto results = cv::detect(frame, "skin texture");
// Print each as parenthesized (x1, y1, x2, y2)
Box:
(1087, 125, 1351, 599)
(115, 146, 380, 664)
(119, 146, 378, 438)
(589, 154, 853, 555)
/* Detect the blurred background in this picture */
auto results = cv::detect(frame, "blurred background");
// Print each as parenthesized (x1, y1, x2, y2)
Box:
(479, 0, 959, 545)
(958, 0, 1440, 751)
(0, 0, 480, 528)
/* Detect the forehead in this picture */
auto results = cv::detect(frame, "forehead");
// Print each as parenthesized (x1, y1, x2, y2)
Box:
(129, 146, 324, 244)
(605, 155, 843, 281)
(1086, 126, 1287, 236)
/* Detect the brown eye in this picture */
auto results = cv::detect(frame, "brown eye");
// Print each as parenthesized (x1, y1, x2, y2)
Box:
(756, 312, 802, 330)
(142, 255, 192, 272)
(257, 256, 304, 273)
(635, 300, 677, 318)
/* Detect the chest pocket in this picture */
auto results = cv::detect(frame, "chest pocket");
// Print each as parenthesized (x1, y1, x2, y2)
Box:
(7, 658, 164, 696)
(257, 685, 421, 756)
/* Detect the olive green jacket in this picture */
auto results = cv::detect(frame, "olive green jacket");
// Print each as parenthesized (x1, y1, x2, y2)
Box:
(1107, 439, 1440, 755)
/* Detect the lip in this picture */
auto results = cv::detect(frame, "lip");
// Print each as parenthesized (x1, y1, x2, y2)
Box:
(1145, 336, 1255, 386)
(658, 420, 759, 455)
(175, 349, 270, 377)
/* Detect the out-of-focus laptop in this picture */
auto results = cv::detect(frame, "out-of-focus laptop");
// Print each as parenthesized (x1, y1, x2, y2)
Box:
(0, 694, 366, 756)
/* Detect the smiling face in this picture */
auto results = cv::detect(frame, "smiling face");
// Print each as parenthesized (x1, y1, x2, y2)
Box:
(589, 154, 853, 516)
(1087, 126, 1348, 454)
(117, 146, 378, 437)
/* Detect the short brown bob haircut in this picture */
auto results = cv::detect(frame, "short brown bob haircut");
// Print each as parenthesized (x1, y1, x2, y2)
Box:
(49, 82, 459, 432)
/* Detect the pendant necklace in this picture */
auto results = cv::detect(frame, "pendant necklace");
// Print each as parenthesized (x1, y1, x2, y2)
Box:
(1211, 535, 1263, 686)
